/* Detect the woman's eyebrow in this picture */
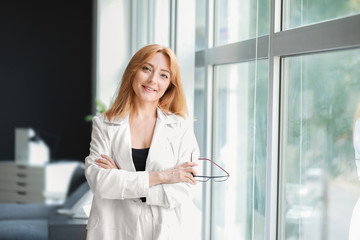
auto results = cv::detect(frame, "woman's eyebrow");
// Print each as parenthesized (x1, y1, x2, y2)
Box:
(145, 62, 170, 73)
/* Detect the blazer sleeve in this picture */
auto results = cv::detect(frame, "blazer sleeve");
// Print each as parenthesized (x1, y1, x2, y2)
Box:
(146, 118, 201, 208)
(85, 116, 150, 200)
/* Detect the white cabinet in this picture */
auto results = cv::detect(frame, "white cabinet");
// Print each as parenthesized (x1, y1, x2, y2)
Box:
(0, 161, 80, 204)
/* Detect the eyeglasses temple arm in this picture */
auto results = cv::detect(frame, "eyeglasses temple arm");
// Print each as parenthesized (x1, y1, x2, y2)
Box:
(198, 158, 230, 176)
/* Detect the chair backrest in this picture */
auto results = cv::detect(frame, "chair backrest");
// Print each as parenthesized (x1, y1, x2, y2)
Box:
(62, 180, 90, 209)
(66, 163, 87, 197)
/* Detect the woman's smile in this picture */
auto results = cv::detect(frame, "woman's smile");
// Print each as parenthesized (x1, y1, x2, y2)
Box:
(142, 85, 157, 92)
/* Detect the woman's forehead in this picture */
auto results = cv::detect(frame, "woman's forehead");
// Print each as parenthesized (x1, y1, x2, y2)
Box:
(146, 52, 170, 69)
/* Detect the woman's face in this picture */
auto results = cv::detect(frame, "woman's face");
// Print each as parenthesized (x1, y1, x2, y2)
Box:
(132, 52, 171, 105)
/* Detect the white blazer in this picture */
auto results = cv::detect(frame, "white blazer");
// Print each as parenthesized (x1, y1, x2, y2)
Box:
(85, 108, 200, 240)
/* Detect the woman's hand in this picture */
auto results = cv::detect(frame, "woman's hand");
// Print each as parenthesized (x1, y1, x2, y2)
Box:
(95, 154, 120, 169)
(164, 162, 198, 185)
(149, 162, 198, 186)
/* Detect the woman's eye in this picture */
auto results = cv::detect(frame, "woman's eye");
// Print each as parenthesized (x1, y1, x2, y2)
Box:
(161, 74, 169, 79)
(142, 66, 151, 72)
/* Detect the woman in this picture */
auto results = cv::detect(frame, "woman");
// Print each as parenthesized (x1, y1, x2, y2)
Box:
(85, 44, 200, 240)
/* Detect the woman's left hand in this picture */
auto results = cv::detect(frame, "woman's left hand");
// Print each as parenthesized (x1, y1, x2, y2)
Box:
(165, 162, 198, 185)
(95, 154, 120, 169)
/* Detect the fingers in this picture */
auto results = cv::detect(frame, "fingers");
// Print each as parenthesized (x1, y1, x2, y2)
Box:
(168, 171, 196, 185)
(100, 154, 112, 162)
(177, 162, 198, 176)
(185, 173, 197, 185)
(169, 165, 197, 185)
(179, 162, 198, 168)
(180, 171, 196, 185)
(185, 167, 197, 176)
(96, 160, 112, 169)
(95, 154, 119, 169)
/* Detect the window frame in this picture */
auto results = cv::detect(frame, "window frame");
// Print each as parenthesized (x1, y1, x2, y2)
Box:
(195, 0, 360, 239)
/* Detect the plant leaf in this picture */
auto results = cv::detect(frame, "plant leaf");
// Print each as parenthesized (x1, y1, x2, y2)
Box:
(95, 98, 107, 113)
(85, 115, 93, 122)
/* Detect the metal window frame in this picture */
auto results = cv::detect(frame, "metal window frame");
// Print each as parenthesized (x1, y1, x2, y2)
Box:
(202, 1, 215, 239)
(194, 0, 360, 239)
(265, 0, 282, 239)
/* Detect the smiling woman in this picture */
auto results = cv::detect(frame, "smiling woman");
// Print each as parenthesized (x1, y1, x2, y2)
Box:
(85, 44, 200, 240)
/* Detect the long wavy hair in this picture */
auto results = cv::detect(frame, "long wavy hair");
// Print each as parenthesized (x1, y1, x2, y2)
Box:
(104, 44, 188, 121)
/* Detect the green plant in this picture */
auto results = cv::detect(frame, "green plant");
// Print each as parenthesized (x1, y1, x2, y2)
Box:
(85, 98, 111, 122)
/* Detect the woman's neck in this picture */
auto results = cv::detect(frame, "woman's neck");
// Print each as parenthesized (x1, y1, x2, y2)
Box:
(131, 101, 158, 121)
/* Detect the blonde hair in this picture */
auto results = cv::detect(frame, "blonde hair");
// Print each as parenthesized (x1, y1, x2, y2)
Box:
(104, 44, 188, 121)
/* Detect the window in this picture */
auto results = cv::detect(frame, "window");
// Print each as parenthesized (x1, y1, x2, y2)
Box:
(195, 0, 360, 239)
(133, 0, 171, 51)
(195, 0, 206, 50)
(211, 61, 268, 239)
(283, 0, 360, 30)
(214, 0, 269, 46)
(279, 49, 360, 239)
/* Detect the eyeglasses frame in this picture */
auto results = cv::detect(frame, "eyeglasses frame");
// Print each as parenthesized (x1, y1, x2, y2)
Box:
(190, 151, 230, 182)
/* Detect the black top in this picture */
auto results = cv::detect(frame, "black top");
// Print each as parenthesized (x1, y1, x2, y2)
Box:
(131, 148, 149, 171)
(132, 148, 149, 203)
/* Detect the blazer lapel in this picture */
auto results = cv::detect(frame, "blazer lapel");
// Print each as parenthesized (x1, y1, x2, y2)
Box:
(109, 115, 136, 172)
(146, 109, 178, 171)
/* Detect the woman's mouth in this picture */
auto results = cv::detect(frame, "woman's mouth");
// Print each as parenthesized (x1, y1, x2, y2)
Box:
(143, 85, 156, 92)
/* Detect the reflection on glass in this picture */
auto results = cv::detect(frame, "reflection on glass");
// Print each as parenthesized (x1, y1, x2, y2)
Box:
(214, 0, 269, 46)
(283, 0, 360, 30)
(279, 49, 360, 240)
(212, 61, 268, 239)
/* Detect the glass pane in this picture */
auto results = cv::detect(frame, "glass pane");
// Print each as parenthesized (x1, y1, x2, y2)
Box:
(153, 0, 170, 47)
(279, 49, 360, 240)
(196, 0, 206, 50)
(283, 0, 360, 30)
(134, 0, 170, 50)
(135, 0, 149, 50)
(212, 60, 269, 239)
(214, 0, 269, 46)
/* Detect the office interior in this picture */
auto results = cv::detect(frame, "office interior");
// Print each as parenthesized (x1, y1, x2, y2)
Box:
(1, 0, 360, 239)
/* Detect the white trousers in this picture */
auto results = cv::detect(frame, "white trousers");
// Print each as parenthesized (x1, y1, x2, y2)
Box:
(136, 202, 154, 240)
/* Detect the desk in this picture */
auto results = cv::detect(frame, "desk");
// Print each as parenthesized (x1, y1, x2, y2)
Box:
(48, 208, 87, 240)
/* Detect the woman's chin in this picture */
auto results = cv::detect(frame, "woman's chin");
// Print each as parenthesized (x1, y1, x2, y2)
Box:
(135, 96, 160, 105)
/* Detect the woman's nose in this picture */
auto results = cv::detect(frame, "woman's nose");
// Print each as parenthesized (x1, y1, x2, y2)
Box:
(148, 72, 157, 83)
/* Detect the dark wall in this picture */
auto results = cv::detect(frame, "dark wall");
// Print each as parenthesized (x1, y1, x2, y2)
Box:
(0, 1, 93, 161)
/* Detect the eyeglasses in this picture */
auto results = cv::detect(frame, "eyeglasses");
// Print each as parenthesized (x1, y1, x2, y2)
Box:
(191, 151, 230, 182)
